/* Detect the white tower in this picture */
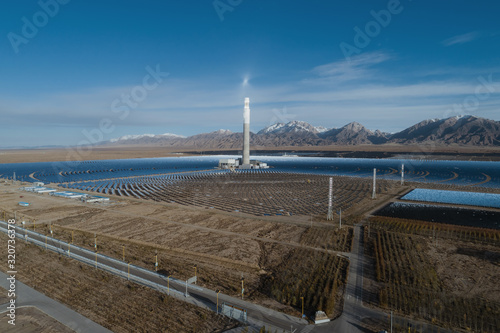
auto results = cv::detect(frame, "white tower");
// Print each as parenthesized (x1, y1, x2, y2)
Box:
(242, 97, 250, 166)
(401, 163, 405, 185)
(372, 168, 377, 199)
(327, 177, 333, 220)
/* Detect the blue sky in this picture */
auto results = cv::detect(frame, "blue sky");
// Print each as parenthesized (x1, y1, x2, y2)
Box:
(1, 0, 500, 148)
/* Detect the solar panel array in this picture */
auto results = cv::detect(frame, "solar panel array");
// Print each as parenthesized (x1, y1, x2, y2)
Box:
(62, 169, 381, 216)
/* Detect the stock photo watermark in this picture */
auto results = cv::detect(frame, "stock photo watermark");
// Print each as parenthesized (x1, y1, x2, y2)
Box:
(444, 73, 499, 118)
(6, 218, 17, 326)
(269, 106, 297, 126)
(408, 72, 499, 166)
(49, 64, 168, 175)
(7, 0, 71, 54)
(339, 0, 412, 61)
(213, 0, 243, 21)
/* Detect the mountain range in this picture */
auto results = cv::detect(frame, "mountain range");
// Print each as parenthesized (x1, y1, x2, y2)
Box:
(105, 115, 500, 148)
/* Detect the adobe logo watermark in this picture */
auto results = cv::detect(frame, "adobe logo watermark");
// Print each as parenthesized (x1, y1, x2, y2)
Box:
(339, 0, 413, 61)
(7, 0, 71, 54)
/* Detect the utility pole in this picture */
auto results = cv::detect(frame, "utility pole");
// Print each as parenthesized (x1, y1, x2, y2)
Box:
(372, 168, 377, 199)
(122, 245, 125, 261)
(241, 277, 245, 300)
(391, 310, 393, 333)
(401, 164, 405, 185)
(300, 296, 304, 318)
(167, 275, 172, 295)
(216, 289, 221, 314)
(155, 251, 158, 272)
(193, 264, 197, 284)
(94, 233, 97, 252)
(327, 177, 333, 220)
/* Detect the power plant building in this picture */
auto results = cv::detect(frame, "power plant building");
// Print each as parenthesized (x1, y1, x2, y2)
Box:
(218, 158, 268, 170)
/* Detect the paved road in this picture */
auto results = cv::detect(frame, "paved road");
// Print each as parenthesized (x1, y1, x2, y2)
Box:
(316, 224, 384, 333)
(0, 271, 112, 333)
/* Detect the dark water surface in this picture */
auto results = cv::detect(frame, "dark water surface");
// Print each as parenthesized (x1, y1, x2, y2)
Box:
(374, 202, 500, 230)
(0, 156, 499, 188)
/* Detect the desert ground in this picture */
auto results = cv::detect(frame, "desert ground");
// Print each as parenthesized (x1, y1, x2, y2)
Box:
(0, 306, 76, 333)
(0, 147, 499, 332)
(1, 174, 378, 319)
(1, 144, 500, 164)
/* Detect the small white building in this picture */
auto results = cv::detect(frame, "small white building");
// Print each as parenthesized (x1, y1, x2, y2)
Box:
(52, 191, 86, 199)
(33, 182, 45, 187)
(24, 186, 57, 193)
(314, 311, 330, 324)
(82, 195, 110, 203)
(218, 158, 239, 169)
(250, 160, 269, 169)
(219, 158, 269, 170)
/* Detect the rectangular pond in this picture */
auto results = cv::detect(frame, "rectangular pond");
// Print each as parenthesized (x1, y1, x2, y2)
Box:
(401, 189, 500, 209)
(374, 202, 500, 230)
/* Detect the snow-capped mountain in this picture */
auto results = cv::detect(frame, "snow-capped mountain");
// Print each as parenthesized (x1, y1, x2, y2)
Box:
(314, 126, 330, 133)
(104, 116, 500, 147)
(389, 115, 500, 145)
(213, 129, 233, 135)
(109, 133, 185, 143)
(320, 122, 389, 145)
(258, 121, 330, 135)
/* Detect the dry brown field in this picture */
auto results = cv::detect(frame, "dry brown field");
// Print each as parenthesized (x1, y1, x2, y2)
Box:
(1, 144, 500, 164)
(363, 217, 500, 332)
(0, 232, 238, 333)
(0, 306, 76, 333)
(1, 172, 390, 326)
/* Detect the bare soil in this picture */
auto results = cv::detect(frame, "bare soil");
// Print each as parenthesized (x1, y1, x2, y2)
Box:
(0, 232, 238, 333)
(0, 306, 76, 333)
(0, 286, 9, 304)
(427, 238, 500, 302)
(0, 175, 366, 322)
(1, 144, 500, 164)
(363, 218, 500, 332)
(3, 155, 497, 331)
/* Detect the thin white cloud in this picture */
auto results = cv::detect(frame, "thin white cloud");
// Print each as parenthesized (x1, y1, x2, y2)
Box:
(308, 51, 392, 83)
(442, 32, 480, 46)
(1, 51, 499, 145)
(1, 78, 497, 128)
